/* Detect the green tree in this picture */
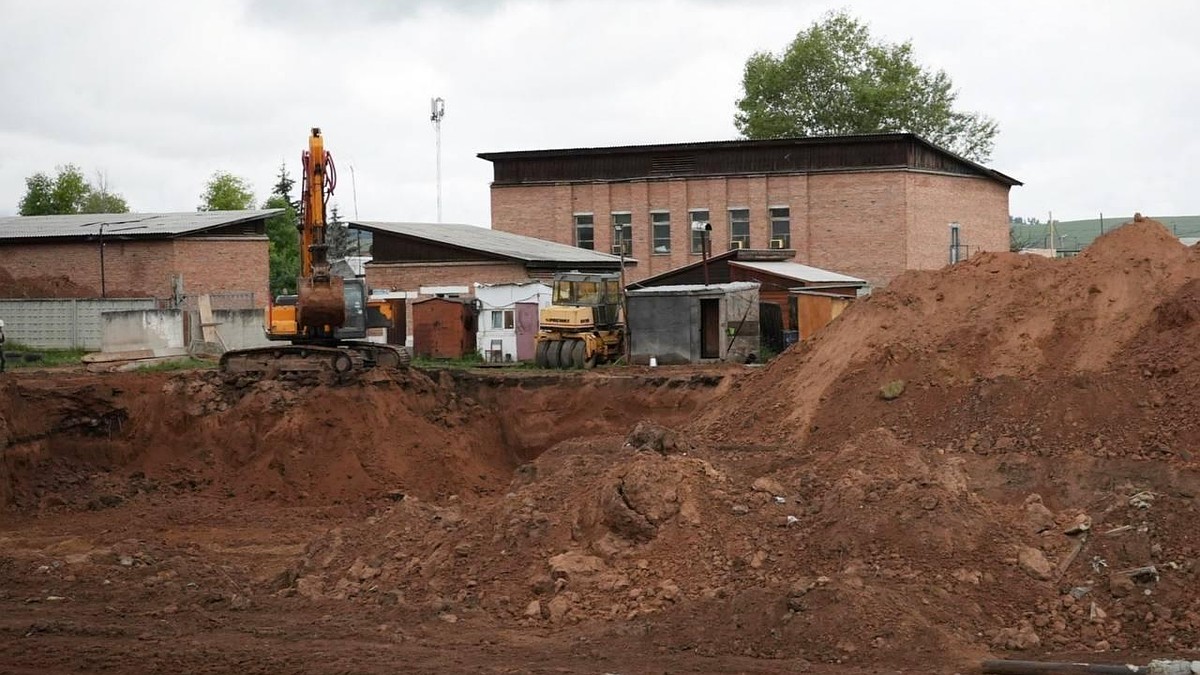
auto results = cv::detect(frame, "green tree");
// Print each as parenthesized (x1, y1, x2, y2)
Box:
(263, 164, 301, 297)
(81, 190, 130, 214)
(81, 172, 129, 214)
(326, 203, 350, 260)
(198, 171, 255, 211)
(19, 165, 127, 215)
(18, 172, 55, 215)
(735, 10, 999, 162)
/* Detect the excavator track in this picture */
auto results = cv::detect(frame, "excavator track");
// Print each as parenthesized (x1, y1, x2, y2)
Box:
(219, 342, 411, 376)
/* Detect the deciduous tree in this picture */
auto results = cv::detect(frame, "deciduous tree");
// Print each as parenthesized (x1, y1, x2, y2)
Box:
(198, 171, 255, 211)
(735, 10, 999, 162)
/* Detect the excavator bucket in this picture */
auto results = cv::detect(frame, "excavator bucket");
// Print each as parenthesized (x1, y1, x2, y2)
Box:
(297, 276, 346, 332)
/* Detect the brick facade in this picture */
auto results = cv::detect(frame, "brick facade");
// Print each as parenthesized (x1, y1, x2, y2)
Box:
(489, 170, 1012, 287)
(366, 261, 529, 343)
(365, 261, 529, 293)
(0, 236, 269, 306)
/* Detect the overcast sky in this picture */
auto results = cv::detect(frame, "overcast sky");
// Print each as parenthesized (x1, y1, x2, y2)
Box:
(1, 0, 1195, 224)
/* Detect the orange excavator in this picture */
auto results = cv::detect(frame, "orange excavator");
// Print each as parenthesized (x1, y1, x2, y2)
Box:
(219, 128, 409, 375)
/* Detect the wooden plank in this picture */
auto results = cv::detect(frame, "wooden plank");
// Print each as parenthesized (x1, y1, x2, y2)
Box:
(198, 294, 219, 344)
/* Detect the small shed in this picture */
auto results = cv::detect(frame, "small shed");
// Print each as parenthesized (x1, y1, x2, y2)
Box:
(791, 288, 857, 340)
(474, 280, 552, 363)
(411, 297, 478, 359)
(627, 282, 760, 365)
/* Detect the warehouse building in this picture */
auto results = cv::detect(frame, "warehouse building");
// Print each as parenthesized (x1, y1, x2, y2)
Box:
(0, 211, 276, 307)
(478, 133, 1021, 287)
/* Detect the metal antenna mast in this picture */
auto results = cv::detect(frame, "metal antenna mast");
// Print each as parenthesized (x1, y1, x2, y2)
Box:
(430, 97, 446, 223)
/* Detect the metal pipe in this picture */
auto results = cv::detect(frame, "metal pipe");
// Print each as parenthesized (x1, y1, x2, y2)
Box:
(99, 223, 106, 298)
(982, 659, 1143, 675)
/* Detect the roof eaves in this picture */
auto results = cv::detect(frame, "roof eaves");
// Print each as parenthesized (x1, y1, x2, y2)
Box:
(477, 132, 916, 162)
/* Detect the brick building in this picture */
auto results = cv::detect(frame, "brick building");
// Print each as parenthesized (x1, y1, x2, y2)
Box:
(0, 211, 276, 307)
(349, 220, 623, 343)
(478, 133, 1021, 287)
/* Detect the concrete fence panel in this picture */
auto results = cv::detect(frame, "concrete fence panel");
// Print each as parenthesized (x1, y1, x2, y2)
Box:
(201, 309, 271, 350)
(0, 298, 157, 350)
(101, 310, 185, 354)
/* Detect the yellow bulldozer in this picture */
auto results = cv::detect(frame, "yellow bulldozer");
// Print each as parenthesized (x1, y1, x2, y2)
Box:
(533, 271, 625, 369)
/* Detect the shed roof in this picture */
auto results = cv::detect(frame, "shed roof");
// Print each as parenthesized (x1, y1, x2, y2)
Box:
(351, 220, 625, 265)
(728, 261, 866, 286)
(628, 281, 760, 296)
(0, 210, 282, 243)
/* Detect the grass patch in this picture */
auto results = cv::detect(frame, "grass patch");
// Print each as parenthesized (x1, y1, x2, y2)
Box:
(411, 354, 489, 369)
(3, 341, 87, 369)
(879, 379, 906, 400)
(136, 357, 217, 372)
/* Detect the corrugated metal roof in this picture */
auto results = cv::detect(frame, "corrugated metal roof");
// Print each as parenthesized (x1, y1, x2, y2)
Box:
(729, 261, 866, 285)
(351, 220, 626, 265)
(628, 281, 760, 296)
(0, 210, 282, 242)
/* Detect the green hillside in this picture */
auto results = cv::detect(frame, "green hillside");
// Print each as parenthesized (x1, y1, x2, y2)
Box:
(1013, 215, 1200, 251)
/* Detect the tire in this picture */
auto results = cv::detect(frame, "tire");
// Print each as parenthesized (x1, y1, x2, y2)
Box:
(545, 340, 563, 369)
(534, 340, 549, 368)
(570, 339, 585, 369)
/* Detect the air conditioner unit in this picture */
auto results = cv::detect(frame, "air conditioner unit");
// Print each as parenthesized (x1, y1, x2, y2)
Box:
(769, 238, 786, 249)
(611, 244, 626, 255)
(728, 240, 746, 250)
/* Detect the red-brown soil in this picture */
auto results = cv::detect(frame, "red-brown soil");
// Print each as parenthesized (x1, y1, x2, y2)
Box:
(0, 266, 98, 299)
(2, 219, 1199, 673)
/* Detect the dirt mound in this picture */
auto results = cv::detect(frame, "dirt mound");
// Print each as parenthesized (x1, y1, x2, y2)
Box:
(0, 368, 726, 510)
(0, 266, 97, 298)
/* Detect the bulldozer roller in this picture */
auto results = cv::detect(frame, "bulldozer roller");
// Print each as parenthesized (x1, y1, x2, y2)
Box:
(534, 337, 596, 370)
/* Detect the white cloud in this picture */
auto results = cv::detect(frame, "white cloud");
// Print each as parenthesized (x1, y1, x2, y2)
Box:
(0, 0, 1195, 223)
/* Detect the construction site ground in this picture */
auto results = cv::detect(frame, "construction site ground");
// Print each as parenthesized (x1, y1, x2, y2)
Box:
(3, 219, 1200, 673)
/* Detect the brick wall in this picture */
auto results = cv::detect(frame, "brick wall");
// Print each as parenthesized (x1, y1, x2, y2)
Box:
(806, 172, 909, 287)
(490, 169, 1012, 287)
(0, 240, 173, 297)
(0, 237, 270, 306)
(905, 173, 1011, 270)
(366, 261, 528, 294)
(172, 238, 270, 307)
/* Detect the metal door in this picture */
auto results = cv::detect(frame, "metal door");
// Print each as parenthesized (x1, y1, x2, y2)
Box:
(515, 302, 539, 361)
(700, 298, 720, 359)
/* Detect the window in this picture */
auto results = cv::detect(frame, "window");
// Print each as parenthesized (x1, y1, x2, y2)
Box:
(490, 309, 514, 329)
(769, 207, 791, 249)
(949, 223, 962, 264)
(690, 210, 710, 254)
(651, 211, 671, 254)
(729, 208, 750, 248)
(612, 212, 632, 255)
(574, 214, 594, 250)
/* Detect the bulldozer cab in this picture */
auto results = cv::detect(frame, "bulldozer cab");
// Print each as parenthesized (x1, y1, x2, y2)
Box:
(551, 272, 622, 328)
(552, 273, 620, 307)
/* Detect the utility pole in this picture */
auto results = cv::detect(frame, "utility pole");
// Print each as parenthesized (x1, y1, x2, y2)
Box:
(430, 97, 446, 223)
(349, 164, 362, 256)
